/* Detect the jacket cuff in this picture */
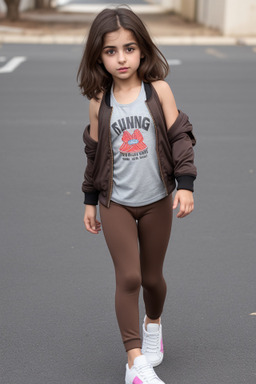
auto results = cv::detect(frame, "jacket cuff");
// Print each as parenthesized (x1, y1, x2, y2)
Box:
(176, 175, 195, 192)
(83, 191, 99, 205)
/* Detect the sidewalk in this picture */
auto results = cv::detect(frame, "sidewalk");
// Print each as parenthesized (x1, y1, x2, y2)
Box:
(0, 7, 255, 45)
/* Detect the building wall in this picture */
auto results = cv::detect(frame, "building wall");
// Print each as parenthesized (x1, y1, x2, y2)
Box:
(0, 0, 34, 13)
(224, 0, 256, 35)
(196, 0, 256, 35)
(0, 0, 6, 12)
(157, 0, 175, 11)
(1, 0, 256, 35)
(180, 0, 196, 21)
(197, 0, 226, 30)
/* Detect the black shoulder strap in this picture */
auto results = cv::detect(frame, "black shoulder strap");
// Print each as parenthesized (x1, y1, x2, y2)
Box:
(105, 89, 111, 107)
(144, 82, 152, 100)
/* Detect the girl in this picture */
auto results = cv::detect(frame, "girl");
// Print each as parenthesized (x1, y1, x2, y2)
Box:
(78, 7, 197, 384)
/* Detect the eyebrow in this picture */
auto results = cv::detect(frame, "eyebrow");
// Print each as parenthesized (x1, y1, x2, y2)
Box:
(103, 42, 138, 50)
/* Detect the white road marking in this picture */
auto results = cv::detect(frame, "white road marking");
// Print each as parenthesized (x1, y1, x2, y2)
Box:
(205, 48, 227, 59)
(250, 313, 256, 315)
(0, 56, 27, 73)
(0, 56, 6, 62)
(167, 59, 182, 65)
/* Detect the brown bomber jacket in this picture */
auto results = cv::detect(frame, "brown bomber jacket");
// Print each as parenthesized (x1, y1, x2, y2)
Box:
(82, 82, 197, 207)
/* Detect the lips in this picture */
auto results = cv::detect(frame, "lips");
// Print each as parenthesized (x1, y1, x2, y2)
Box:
(118, 67, 129, 72)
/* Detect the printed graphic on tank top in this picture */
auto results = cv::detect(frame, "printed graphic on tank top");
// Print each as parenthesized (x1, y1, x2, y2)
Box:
(110, 83, 166, 207)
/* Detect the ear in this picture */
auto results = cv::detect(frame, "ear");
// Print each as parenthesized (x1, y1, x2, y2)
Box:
(98, 58, 102, 64)
(140, 53, 145, 59)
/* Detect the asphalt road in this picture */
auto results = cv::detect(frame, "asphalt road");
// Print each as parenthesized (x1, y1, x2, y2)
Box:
(0, 44, 256, 384)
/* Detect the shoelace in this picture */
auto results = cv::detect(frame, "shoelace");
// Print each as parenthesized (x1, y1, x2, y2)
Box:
(144, 332, 159, 353)
(137, 361, 160, 382)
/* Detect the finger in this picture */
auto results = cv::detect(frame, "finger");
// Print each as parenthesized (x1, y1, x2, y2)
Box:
(87, 226, 99, 234)
(85, 218, 93, 232)
(178, 203, 194, 218)
(90, 217, 97, 231)
(173, 196, 178, 209)
(85, 218, 99, 234)
(95, 222, 102, 232)
(177, 203, 185, 218)
(187, 202, 194, 214)
(95, 219, 101, 228)
(180, 210, 188, 218)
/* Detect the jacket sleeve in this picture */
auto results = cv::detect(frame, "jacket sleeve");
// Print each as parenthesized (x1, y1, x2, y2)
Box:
(167, 110, 197, 192)
(82, 125, 99, 205)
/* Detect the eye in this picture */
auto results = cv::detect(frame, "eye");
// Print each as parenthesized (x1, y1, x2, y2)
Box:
(106, 49, 115, 55)
(127, 47, 135, 53)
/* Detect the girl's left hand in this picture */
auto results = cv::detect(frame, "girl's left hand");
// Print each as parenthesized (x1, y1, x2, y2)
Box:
(173, 190, 194, 218)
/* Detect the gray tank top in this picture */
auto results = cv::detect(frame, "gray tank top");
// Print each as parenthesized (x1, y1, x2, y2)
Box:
(110, 83, 166, 207)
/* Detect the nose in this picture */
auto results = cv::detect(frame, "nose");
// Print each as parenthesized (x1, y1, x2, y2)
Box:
(118, 50, 126, 64)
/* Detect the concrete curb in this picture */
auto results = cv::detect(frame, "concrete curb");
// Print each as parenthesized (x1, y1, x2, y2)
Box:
(0, 34, 85, 44)
(57, 4, 172, 14)
(237, 37, 256, 45)
(153, 36, 238, 45)
(1, 34, 256, 45)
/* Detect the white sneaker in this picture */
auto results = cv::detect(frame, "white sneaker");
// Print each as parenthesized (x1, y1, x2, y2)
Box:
(142, 316, 164, 367)
(125, 355, 165, 384)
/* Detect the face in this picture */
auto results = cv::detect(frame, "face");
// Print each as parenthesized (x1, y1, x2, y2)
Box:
(101, 27, 143, 82)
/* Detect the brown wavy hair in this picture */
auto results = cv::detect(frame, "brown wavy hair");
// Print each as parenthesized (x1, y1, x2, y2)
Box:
(77, 7, 169, 100)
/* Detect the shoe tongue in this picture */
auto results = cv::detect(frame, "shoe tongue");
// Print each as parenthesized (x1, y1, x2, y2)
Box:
(147, 323, 159, 333)
(134, 355, 148, 366)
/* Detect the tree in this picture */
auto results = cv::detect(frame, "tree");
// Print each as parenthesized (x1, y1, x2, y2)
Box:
(35, 0, 52, 8)
(3, 0, 21, 21)
(3, 0, 53, 21)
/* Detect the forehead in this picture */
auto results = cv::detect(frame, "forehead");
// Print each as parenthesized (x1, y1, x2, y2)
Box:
(103, 27, 137, 46)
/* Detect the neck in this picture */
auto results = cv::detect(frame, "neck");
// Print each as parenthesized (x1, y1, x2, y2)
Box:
(112, 77, 142, 104)
(112, 75, 141, 93)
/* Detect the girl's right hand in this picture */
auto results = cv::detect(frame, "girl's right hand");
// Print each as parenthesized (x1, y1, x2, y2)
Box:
(84, 205, 101, 234)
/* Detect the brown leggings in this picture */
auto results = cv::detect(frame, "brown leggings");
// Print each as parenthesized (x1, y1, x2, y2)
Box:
(99, 195, 173, 352)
